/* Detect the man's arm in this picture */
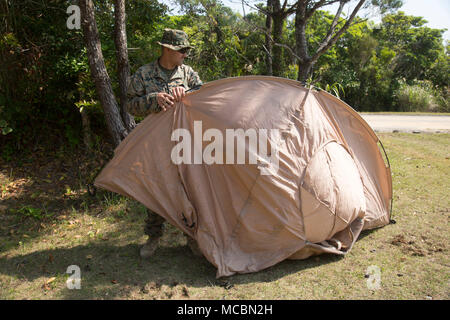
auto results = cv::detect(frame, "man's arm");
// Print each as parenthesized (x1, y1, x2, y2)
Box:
(126, 73, 161, 117)
(187, 66, 203, 91)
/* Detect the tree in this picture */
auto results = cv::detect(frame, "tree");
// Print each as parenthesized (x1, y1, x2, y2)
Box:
(428, 43, 450, 89)
(0, 0, 88, 149)
(79, 0, 129, 147)
(176, 0, 257, 80)
(266, 0, 297, 76)
(242, 0, 298, 76)
(294, 0, 403, 81)
(114, 0, 135, 133)
(265, 0, 274, 75)
(308, 10, 448, 111)
(379, 12, 446, 81)
(1, 0, 166, 152)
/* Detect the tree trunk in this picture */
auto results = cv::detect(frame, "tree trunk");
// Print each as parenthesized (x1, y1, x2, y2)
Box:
(114, 0, 135, 133)
(265, 0, 273, 75)
(79, 106, 92, 149)
(214, 23, 224, 45)
(295, 3, 311, 82)
(272, 11, 284, 77)
(79, 0, 128, 147)
(297, 60, 313, 82)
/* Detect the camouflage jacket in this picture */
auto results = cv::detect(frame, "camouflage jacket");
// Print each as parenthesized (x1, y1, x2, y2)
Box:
(126, 59, 202, 117)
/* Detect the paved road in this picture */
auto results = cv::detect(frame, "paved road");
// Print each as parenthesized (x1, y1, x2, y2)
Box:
(360, 114, 450, 133)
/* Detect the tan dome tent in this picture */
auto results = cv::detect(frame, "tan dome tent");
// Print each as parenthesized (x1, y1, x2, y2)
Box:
(94, 76, 392, 278)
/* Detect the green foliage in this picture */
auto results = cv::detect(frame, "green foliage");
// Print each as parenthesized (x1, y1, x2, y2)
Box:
(379, 12, 445, 81)
(1, 0, 448, 157)
(308, 77, 345, 99)
(0, 0, 166, 152)
(285, 64, 299, 81)
(124, 0, 169, 71)
(370, 0, 404, 14)
(307, 10, 448, 111)
(0, 119, 12, 135)
(171, 0, 265, 81)
(0, 0, 85, 150)
(0, 103, 13, 135)
(394, 80, 446, 112)
(324, 83, 345, 99)
(15, 206, 44, 220)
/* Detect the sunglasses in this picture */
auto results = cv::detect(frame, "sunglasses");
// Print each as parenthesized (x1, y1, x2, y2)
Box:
(177, 48, 190, 54)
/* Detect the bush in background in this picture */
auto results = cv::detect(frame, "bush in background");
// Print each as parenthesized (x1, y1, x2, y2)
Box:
(394, 80, 444, 112)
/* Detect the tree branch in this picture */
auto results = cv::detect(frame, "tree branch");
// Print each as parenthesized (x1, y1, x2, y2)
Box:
(320, 0, 346, 48)
(240, 0, 270, 16)
(238, 11, 299, 61)
(274, 42, 302, 61)
(306, 0, 342, 19)
(311, 0, 366, 63)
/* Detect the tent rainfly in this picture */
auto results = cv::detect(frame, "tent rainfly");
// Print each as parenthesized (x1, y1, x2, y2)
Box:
(95, 76, 393, 278)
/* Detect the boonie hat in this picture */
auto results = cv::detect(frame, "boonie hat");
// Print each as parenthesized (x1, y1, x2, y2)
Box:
(157, 28, 193, 50)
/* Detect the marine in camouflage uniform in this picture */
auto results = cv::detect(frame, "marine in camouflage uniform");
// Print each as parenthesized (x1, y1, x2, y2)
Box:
(126, 29, 203, 258)
(126, 60, 202, 116)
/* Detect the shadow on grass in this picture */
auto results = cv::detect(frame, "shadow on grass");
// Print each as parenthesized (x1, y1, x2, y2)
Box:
(0, 238, 345, 299)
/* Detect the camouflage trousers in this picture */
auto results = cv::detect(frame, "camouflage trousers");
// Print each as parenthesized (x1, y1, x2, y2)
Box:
(144, 209, 165, 239)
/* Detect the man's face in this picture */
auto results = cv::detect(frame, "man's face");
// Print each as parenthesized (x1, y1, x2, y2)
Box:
(167, 47, 189, 66)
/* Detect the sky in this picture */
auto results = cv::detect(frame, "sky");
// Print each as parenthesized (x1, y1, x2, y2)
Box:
(162, 0, 450, 41)
(400, 0, 450, 41)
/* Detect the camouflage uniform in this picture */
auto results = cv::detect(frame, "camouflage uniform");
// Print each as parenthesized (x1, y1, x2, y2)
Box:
(126, 61, 202, 117)
(126, 29, 202, 242)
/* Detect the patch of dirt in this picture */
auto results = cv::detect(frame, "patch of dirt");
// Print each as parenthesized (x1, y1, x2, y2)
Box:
(390, 234, 446, 256)
(138, 280, 191, 299)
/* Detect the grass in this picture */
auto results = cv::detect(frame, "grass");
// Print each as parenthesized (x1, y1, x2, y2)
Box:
(0, 133, 449, 300)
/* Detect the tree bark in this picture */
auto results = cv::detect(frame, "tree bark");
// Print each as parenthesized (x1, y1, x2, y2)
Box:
(267, 0, 297, 77)
(295, 1, 311, 81)
(297, 60, 313, 82)
(114, 0, 135, 133)
(79, 106, 92, 149)
(272, 10, 284, 76)
(271, 0, 284, 77)
(79, 0, 128, 147)
(265, 0, 273, 75)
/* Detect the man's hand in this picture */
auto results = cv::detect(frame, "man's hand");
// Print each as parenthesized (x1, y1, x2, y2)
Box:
(171, 86, 186, 102)
(156, 92, 174, 111)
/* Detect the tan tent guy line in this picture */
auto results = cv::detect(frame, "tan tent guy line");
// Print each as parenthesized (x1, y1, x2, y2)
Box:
(94, 76, 392, 278)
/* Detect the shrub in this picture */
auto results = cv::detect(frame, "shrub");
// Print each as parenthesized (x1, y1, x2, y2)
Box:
(435, 87, 449, 113)
(394, 81, 442, 112)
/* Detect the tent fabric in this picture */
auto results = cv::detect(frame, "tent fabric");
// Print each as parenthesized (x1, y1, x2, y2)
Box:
(94, 76, 392, 278)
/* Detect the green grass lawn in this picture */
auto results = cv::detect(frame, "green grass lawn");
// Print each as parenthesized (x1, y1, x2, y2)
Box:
(0, 133, 448, 300)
